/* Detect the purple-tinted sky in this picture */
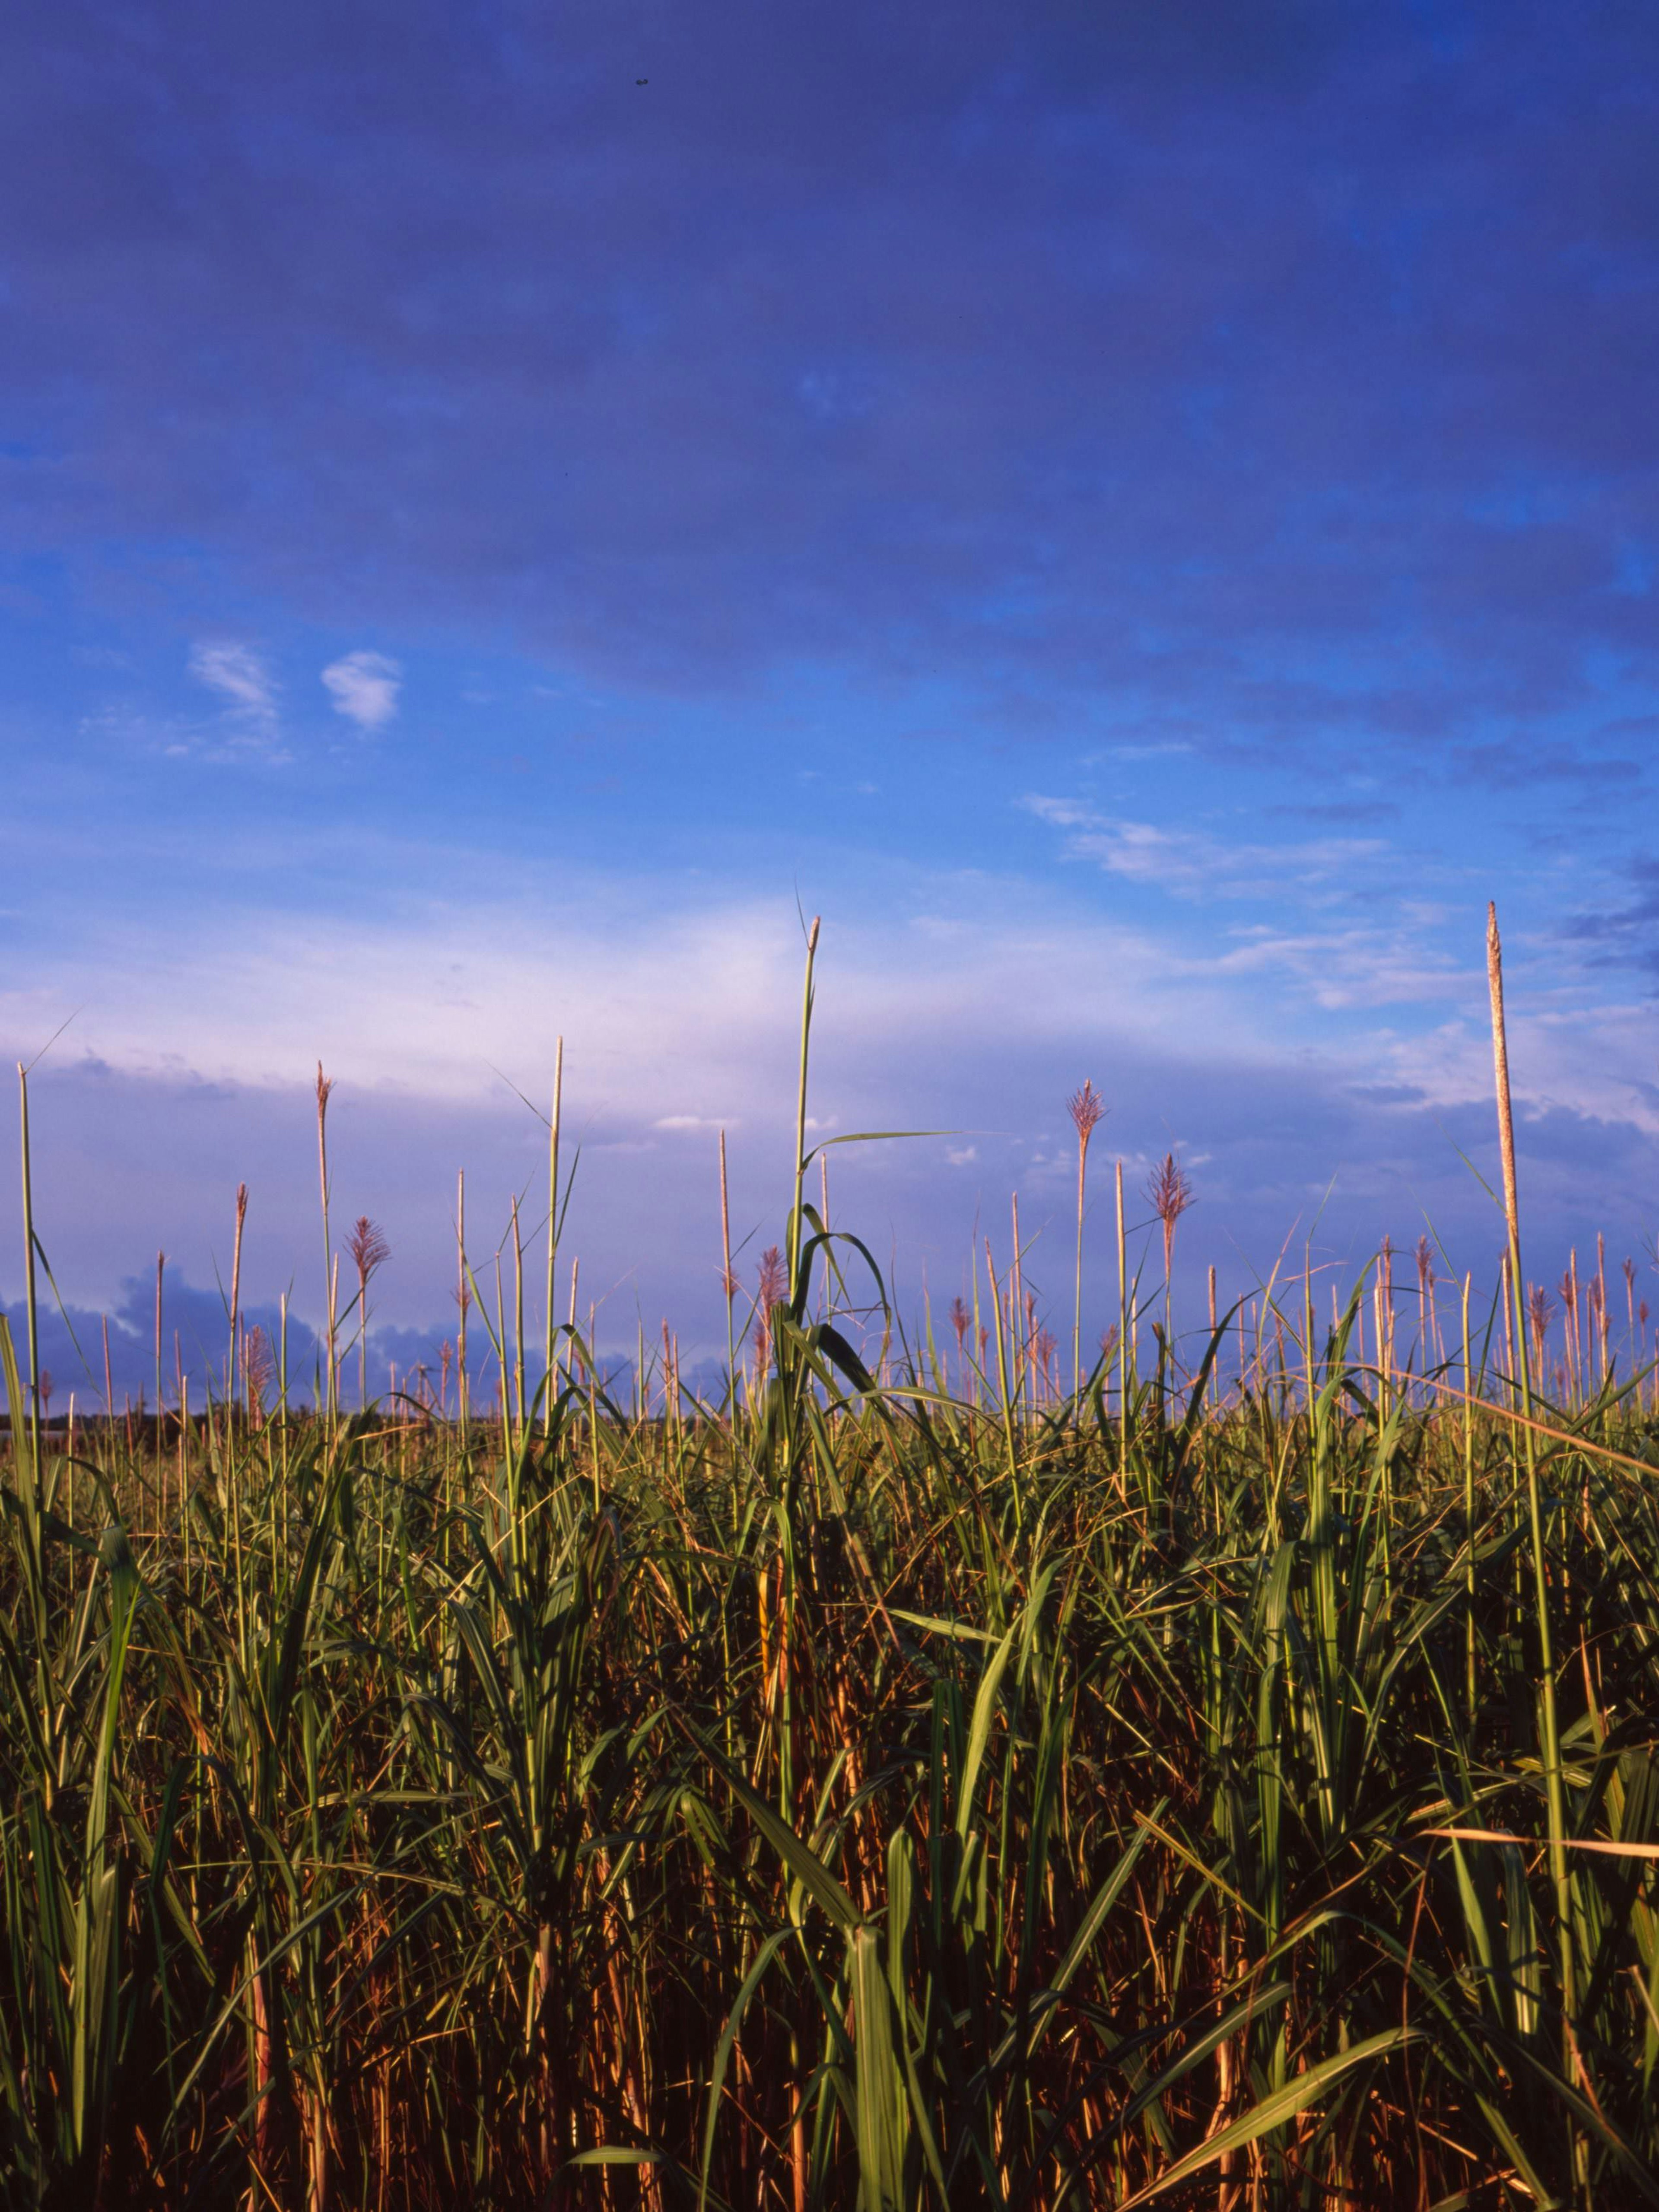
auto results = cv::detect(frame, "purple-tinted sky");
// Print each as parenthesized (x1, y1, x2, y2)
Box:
(3, 0, 1658, 1392)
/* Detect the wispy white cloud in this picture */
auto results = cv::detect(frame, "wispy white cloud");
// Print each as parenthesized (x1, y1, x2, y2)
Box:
(1023, 794, 1386, 903)
(188, 641, 278, 722)
(1018, 790, 1508, 1029)
(322, 650, 402, 732)
(1209, 925, 1470, 1012)
(156, 643, 292, 761)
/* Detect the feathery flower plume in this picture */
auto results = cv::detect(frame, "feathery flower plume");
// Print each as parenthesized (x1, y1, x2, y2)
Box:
(1146, 1152, 1194, 1286)
(350, 1215, 391, 1409)
(245, 1324, 274, 1426)
(1529, 1283, 1556, 1382)
(1067, 1079, 1107, 1395)
(752, 1244, 787, 1385)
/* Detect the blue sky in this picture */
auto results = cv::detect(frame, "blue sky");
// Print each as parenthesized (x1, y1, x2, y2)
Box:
(3, 0, 1659, 1390)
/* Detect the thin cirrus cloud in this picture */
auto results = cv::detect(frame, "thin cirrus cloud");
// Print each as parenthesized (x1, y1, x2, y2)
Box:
(1022, 796, 1388, 904)
(188, 641, 278, 723)
(322, 651, 402, 732)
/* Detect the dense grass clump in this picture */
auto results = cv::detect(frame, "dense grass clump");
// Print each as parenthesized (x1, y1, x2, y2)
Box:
(3, 1293, 1659, 2210)
(4, 917, 1658, 2208)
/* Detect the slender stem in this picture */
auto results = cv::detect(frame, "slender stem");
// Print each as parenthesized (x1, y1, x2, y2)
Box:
(1116, 1159, 1128, 1473)
(1487, 901, 1578, 2167)
(154, 1249, 165, 1449)
(1073, 1130, 1088, 1398)
(489, 1248, 504, 1455)
(1010, 1192, 1025, 1425)
(545, 1037, 563, 1421)
(457, 1170, 469, 1446)
(17, 1064, 40, 1499)
(985, 1239, 1020, 1509)
(788, 917, 820, 1306)
(329, 1254, 340, 1431)
(720, 1130, 736, 1424)
(317, 1065, 336, 1428)
(229, 1183, 247, 1432)
(1462, 1270, 1476, 1726)
(512, 1195, 526, 1447)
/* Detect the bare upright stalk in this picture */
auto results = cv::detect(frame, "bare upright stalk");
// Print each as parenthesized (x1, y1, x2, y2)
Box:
(985, 1239, 1019, 1499)
(494, 1250, 508, 1453)
(1462, 1270, 1476, 1724)
(1116, 1159, 1128, 1467)
(544, 1038, 563, 1419)
(788, 917, 821, 1306)
(456, 1171, 469, 1441)
(16, 1065, 41, 1497)
(329, 1255, 340, 1425)
(316, 1065, 337, 1426)
(511, 1196, 526, 1443)
(154, 1250, 166, 1447)
(228, 1183, 248, 1419)
(1487, 901, 1578, 2162)
(719, 1130, 737, 1421)
(1010, 1193, 1025, 1420)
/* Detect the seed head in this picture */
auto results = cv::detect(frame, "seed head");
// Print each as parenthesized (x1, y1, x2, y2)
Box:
(245, 1324, 275, 1414)
(757, 1244, 787, 1308)
(1146, 1152, 1195, 1278)
(349, 1216, 391, 1282)
(752, 1244, 787, 1370)
(1067, 1079, 1106, 1147)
